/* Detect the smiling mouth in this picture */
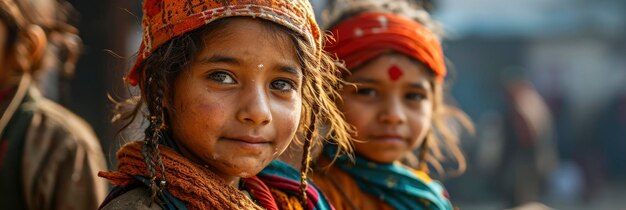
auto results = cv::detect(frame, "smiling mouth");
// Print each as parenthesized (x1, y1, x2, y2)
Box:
(369, 135, 405, 142)
(221, 136, 272, 146)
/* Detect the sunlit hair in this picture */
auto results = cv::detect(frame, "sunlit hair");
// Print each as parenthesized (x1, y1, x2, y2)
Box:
(416, 62, 475, 177)
(324, 0, 474, 177)
(111, 17, 353, 203)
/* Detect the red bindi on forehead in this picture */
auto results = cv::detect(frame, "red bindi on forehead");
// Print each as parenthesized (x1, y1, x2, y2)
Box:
(388, 65, 403, 81)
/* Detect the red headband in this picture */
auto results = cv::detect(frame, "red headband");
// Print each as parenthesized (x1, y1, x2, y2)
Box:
(325, 12, 446, 82)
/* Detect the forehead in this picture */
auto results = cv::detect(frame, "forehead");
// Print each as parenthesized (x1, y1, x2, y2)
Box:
(203, 18, 294, 49)
(30, 0, 56, 19)
(347, 54, 432, 83)
(196, 17, 299, 64)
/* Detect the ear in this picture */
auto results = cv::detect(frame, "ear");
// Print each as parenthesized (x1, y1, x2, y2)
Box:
(13, 25, 47, 73)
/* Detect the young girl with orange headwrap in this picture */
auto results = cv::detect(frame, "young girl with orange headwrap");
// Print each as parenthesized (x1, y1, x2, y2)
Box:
(310, 1, 474, 209)
(98, 0, 352, 209)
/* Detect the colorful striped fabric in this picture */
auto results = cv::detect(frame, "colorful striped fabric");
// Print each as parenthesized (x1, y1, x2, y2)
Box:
(322, 145, 453, 210)
(258, 160, 334, 210)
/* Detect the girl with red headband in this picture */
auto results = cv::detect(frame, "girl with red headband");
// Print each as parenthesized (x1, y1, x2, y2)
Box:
(98, 0, 353, 209)
(310, 1, 474, 210)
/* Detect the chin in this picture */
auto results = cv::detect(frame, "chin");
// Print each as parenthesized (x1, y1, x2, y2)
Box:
(232, 159, 272, 176)
(234, 170, 259, 178)
(373, 157, 400, 164)
(218, 165, 262, 178)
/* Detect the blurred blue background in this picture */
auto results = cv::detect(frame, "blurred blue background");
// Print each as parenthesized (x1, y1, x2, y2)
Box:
(431, 0, 625, 209)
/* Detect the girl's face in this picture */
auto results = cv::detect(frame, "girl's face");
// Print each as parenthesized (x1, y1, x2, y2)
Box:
(339, 54, 433, 163)
(168, 18, 302, 185)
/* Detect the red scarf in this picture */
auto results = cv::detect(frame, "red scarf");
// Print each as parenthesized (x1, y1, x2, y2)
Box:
(325, 12, 446, 83)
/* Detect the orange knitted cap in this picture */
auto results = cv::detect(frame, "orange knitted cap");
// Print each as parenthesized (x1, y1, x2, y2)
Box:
(126, 0, 322, 86)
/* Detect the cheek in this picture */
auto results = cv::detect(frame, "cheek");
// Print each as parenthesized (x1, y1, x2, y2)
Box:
(170, 83, 227, 142)
(407, 106, 433, 148)
(273, 97, 302, 151)
(339, 97, 372, 137)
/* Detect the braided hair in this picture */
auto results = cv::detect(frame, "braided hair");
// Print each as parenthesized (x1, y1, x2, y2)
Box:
(140, 70, 168, 201)
(114, 17, 354, 205)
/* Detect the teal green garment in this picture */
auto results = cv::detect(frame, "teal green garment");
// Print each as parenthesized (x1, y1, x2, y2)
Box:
(323, 145, 453, 210)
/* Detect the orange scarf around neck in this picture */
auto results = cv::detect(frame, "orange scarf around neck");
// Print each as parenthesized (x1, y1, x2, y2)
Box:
(98, 142, 264, 210)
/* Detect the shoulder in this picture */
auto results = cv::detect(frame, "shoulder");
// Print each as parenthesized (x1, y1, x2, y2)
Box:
(312, 164, 360, 192)
(19, 89, 108, 206)
(100, 188, 162, 210)
(26, 88, 103, 154)
(310, 162, 366, 208)
(311, 157, 359, 191)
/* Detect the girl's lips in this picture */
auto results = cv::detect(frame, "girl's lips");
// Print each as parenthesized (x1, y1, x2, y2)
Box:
(221, 136, 271, 152)
(369, 135, 404, 142)
(226, 135, 271, 144)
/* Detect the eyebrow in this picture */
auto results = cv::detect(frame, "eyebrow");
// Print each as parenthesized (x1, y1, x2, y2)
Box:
(278, 65, 302, 77)
(199, 55, 241, 65)
(408, 82, 430, 90)
(349, 77, 380, 84)
(350, 77, 430, 89)
(199, 54, 301, 77)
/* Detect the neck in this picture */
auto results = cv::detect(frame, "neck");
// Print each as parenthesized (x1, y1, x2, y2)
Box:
(201, 161, 241, 188)
(217, 171, 241, 188)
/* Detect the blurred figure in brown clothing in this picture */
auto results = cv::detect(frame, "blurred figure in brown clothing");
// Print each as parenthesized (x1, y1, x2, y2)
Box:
(0, 0, 108, 209)
(499, 78, 558, 207)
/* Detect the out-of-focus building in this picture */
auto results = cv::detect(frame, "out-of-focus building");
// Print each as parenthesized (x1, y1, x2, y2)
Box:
(430, 0, 626, 209)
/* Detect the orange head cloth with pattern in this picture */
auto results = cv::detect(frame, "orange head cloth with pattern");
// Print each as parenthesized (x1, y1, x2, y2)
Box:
(126, 0, 322, 86)
(325, 12, 446, 83)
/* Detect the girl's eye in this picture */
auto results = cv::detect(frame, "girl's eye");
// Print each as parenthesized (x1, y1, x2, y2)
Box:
(406, 92, 426, 101)
(270, 79, 296, 92)
(208, 71, 235, 84)
(356, 88, 377, 97)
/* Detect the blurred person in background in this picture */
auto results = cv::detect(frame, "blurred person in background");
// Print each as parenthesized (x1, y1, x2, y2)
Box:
(498, 73, 558, 208)
(0, 0, 108, 209)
